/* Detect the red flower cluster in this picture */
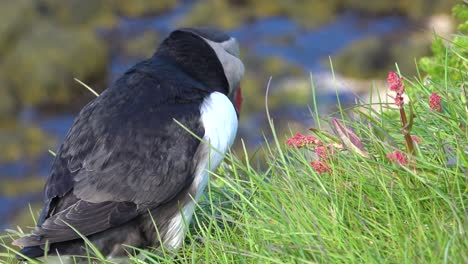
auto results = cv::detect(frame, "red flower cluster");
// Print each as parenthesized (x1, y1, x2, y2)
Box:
(286, 133, 332, 174)
(387, 71, 405, 107)
(387, 71, 405, 93)
(286, 133, 321, 148)
(387, 150, 408, 165)
(310, 161, 331, 174)
(314, 145, 328, 159)
(429, 93, 442, 112)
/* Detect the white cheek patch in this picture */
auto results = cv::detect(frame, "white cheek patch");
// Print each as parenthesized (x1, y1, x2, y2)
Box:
(221, 37, 240, 57)
(203, 37, 245, 93)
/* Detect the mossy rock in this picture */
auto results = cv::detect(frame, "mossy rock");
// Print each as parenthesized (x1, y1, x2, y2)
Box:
(341, 0, 455, 19)
(112, 0, 178, 17)
(180, 0, 246, 29)
(333, 34, 432, 78)
(402, 0, 456, 20)
(270, 80, 312, 107)
(1, 21, 108, 107)
(40, 0, 117, 28)
(239, 54, 304, 114)
(8, 201, 43, 231)
(181, 0, 337, 29)
(278, 0, 338, 28)
(0, 0, 38, 56)
(263, 56, 303, 78)
(41, 0, 179, 28)
(0, 176, 45, 197)
(0, 121, 51, 163)
(122, 31, 159, 59)
(390, 33, 431, 76)
(0, 75, 18, 119)
(332, 37, 391, 78)
(182, 0, 454, 30)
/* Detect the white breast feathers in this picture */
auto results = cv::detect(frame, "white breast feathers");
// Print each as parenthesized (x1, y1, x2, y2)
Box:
(195, 91, 238, 192)
(162, 92, 238, 249)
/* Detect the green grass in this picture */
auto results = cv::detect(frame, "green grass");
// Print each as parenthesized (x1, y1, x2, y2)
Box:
(2, 75, 466, 263)
(1, 10, 467, 264)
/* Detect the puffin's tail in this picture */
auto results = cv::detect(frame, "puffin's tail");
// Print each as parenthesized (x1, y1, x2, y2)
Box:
(17, 246, 44, 260)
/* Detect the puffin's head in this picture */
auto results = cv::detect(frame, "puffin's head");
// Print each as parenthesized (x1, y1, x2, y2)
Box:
(156, 27, 244, 115)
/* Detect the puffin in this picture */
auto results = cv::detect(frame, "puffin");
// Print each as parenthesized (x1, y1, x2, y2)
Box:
(13, 27, 244, 261)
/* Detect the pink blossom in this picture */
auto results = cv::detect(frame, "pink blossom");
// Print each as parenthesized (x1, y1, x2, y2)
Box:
(387, 71, 403, 92)
(286, 133, 322, 148)
(314, 145, 328, 158)
(394, 96, 404, 107)
(387, 72, 406, 107)
(387, 150, 408, 165)
(429, 93, 442, 112)
(310, 161, 331, 174)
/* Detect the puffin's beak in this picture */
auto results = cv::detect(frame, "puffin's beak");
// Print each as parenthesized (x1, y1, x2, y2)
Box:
(233, 87, 242, 118)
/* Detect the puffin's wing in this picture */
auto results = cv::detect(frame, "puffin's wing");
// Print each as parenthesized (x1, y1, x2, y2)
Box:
(14, 67, 206, 246)
(13, 200, 138, 246)
(48, 66, 205, 206)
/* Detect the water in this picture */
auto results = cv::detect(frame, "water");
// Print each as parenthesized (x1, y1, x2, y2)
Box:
(111, 11, 407, 78)
(231, 13, 406, 71)
(0, 4, 408, 229)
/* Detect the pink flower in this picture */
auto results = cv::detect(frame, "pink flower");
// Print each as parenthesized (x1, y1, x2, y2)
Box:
(394, 96, 404, 107)
(387, 71, 404, 92)
(411, 136, 422, 144)
(387, 150, 408, 165)
(314, 145, 328, 158)
(429, 93, 442, 112)
(310, 161, 331, 174)
(387, 72, 407, 107)
(286, 133, 322, 148)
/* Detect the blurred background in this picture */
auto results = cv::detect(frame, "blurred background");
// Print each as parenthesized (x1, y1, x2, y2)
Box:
(0, 0, 457, 230)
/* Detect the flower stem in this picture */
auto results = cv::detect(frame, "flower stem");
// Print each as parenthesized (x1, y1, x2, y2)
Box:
(399, 107, 415, 155)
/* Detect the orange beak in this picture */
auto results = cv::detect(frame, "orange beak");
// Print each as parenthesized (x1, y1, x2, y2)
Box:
(234, 87, 242, 117)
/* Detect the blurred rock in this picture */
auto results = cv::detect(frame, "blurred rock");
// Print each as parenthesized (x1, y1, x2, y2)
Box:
(122, 31, 159, 59)
(0, 177, 44, 197)
(182, 0, 456, 29)
(426, 14, 455, 39)
(332, 34, 434, 78)
(0, 121, 51, 163)
(0, 0, 38, 56)
(181, 0, 338, 29)
(332, 11, 456, 79)
(112, 0, 178, 17)
(41, 0, 117, 28)
(240, 55, 304, 115)
(9, 201, 43, 231)
(0, 77, 17, 119)
(332, 37, 391, 79)
(41, 0, 179, 28)
(1, 21, 108, 107)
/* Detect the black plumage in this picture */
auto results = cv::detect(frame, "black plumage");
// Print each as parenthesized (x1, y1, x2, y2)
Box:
(13, 28, 239, 259)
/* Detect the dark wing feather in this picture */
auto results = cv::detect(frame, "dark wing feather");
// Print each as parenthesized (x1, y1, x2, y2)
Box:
(14, 59, 207, 247)
(14, 201, 137, 246)
(46, 59, 206, 205)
